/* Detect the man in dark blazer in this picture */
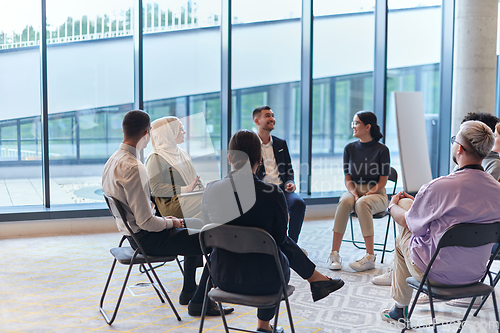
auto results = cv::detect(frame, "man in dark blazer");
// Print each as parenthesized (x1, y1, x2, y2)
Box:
(253, 105, 306, 243)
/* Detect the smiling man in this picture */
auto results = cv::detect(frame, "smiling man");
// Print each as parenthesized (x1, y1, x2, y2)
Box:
(252, 105, 306, 244)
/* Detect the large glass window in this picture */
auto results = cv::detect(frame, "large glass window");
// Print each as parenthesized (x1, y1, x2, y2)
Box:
(47, 0, 134, 205)
(386, 2, 442, 182)
(143, 0, 221, 184)
(0, 1, 43, 207)
(0, 0, 454, 216)
(232, 0, 302, 189)
(311, 0, 375, 193)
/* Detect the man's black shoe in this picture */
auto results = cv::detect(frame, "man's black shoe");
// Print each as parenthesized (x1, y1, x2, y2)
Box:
(179, 289, 196, 305)
(188, 299, 235, 316)
(310, 277, 344, 302)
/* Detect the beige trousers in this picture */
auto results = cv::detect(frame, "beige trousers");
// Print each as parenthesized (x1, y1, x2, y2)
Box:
(333, 184, 388, 237)
(390, 198, 443, 305)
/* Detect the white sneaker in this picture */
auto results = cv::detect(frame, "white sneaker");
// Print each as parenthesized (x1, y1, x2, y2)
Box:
(416, 293, 430, 304)
(446, 297, 483, 309)
(349, 253, 376, 272)
(415, 293, 445, 305)
(327, 251, 342, 270)
(372, 268, 393, 286)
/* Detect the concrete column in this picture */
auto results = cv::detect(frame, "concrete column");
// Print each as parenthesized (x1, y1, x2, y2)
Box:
(451, 0, 498, 138)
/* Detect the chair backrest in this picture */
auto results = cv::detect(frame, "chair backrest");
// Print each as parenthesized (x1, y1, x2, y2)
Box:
(388, 167, 398, 195)
(424, 222, 500, 279)
(103, 193, 135, 237)
(199, 223, 288, 290)
(103, 193, 152, 258)
(199, 224, 279, 257)
(436, 222, 500, 249)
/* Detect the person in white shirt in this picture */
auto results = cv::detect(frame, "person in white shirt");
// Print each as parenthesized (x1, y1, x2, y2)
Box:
(102, 110, 233, 317)
(253, 106, 306, 244)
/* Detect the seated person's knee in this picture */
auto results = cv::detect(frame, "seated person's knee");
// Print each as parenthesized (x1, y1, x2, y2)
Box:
(398, 198, 413, 211)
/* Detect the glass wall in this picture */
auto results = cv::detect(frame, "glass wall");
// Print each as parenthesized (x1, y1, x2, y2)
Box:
(311, 0, 375, 193)
(231, 0, 302, 189)
(0, 0, 43, 207)
(47, 0, 134, 205)
(0, 1, 453, 214)
(386, 2, 442, 182)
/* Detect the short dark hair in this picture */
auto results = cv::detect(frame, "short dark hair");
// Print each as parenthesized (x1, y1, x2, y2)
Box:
(228, 129, 261, 169)
(252, 105, 272, 120)
(122, 110, 150, 139)
(461, 112, 500, 132)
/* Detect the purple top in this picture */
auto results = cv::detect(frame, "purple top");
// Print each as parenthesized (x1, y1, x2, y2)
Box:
(406, 168, 500, 285)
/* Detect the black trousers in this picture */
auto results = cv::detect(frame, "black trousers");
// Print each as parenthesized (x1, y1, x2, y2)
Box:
(217, 236, 315, 321)
(126, 219, 207, 299)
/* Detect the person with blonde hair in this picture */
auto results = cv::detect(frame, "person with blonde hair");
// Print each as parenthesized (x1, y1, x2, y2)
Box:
(381, 120, 500, 325)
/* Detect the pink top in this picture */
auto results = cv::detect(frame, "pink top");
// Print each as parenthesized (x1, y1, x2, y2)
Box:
(406, 168, 500, 285)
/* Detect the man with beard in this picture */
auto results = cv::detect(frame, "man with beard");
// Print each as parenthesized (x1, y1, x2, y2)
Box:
(252, 105, 306, 244)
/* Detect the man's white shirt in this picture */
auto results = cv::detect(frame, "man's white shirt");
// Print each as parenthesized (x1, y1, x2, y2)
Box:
(259, 135, 282, 186)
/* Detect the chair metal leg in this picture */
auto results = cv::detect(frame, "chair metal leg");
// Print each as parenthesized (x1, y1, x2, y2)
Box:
(272, 302, 281, 333)
(218, 301, 230, 333)
(99, 260, 135, 325)
(490, 290, 500, 333)
(146, 261, 181, 321)
(456, 297, 477, 333)
(284, 295, 295, 333)
(141, 264, 165, 303)
(345, 215, 396, 258)
(474, 271, 500, 316)
(403, 285, 423, 333)
(427, 283, 438, 333)
(381, 216, 393, 264)
(198, 278, 212, 333)
(176, 257, 184, 276)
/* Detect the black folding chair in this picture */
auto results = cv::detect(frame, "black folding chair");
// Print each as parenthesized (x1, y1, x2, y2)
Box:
(198, 224, 295, 333)
(473, 247, 500, 316)
(403, 222, 500, 333)
(343, 166, 398, 263)
(100, 194, 182, 324)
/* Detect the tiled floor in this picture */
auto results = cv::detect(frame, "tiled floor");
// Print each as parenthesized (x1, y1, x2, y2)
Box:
(1, 219, 499, 333)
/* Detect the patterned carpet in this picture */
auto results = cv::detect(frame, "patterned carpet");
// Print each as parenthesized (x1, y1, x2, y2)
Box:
(1, 218, 499, 333)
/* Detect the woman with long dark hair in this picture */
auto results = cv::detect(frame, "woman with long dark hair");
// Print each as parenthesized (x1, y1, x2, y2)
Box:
(328, 111, 390, 272)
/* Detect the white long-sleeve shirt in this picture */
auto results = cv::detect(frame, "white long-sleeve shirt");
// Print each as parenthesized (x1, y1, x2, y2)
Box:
(102, 143, 173, 235)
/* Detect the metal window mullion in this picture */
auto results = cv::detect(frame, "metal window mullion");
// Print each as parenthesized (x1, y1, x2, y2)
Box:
(41, 0, 50, 208)
(17, 119, 21, 161)
(373, 0, 388, 141)
(437, 0, 455, 177)
(330, 76, 336, 154)
(134, 0, 144, 161)
(220, 0, 231, 177)
(134, 0, 144, 112)
(75, 112, 80, 163)
(496, 55, 500, 118)
(299, 0, 313, 195)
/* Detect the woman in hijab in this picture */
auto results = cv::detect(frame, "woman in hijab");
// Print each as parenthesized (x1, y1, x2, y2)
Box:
(145, 116, 203, 219)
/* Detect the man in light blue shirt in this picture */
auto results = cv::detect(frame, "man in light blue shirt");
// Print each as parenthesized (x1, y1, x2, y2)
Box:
(380, 120, 500, 325)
